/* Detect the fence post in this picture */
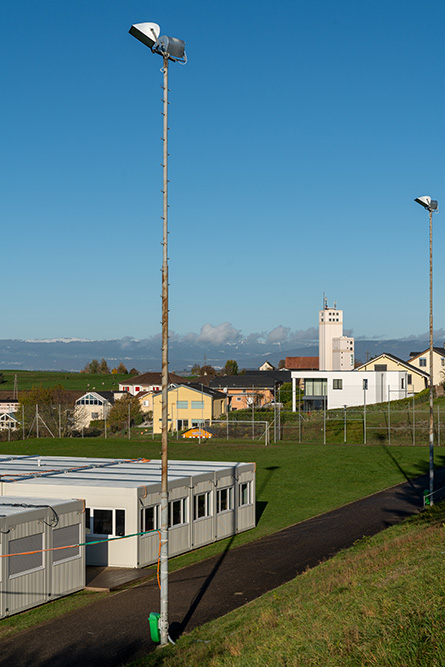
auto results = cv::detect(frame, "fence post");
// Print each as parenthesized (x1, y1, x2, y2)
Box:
(22, 405, 25, 440)
(387, 388, 390, 445)
(323, 398, 326, 444)
(438, 405, 440, 447)
(363, 388, 367, 445)
(413, 391, 415, 446)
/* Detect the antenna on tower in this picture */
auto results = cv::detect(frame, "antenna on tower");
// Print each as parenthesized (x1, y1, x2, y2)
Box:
(323, 293, 328, 310)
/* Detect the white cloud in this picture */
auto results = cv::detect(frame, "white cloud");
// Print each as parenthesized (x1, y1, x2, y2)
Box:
(266, 326, 290, 345)
(197, 323, 242, 345)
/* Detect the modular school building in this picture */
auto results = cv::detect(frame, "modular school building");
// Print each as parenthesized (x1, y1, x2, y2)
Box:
(0, 456, 256, 569)
(0, 496, 85, 618)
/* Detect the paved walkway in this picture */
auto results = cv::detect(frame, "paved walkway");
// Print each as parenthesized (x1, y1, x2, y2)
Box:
(0, 468, 444, 667)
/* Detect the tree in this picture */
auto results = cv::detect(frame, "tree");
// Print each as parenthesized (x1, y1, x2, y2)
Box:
(99, 358, 110, 374)
(191, 364, 201, 376)
(200, 365, 216, 376)
(81, 359, 100, 374)
(107, 394, 143, 432)
(117, 362, 128, 374)
(129, 368, 139, 376)
(19, 384, 74, 437)
(278, 359, 286, 369)
(224, 360, 239, 376)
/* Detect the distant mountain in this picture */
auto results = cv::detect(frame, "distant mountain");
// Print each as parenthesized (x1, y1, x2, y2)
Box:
(0, 335, 439, 373)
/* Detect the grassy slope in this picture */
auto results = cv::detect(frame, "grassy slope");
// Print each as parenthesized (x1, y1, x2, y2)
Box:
(130, 503, 445, 667)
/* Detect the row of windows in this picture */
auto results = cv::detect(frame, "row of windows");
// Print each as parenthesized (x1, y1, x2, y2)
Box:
(76, 398, 104, 406)
(8, 525, 81, 578)
(175, 401, 205, 409)
(140, 483, 252, 532)
(85, 508, 125, 537)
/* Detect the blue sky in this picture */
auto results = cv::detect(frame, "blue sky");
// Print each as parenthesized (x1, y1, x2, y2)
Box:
(2, 1, 445, 347)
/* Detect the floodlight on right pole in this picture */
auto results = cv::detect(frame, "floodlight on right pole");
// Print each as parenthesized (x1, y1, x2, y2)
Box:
(130, 21, 187, 647)
(414, 195, 438, 506)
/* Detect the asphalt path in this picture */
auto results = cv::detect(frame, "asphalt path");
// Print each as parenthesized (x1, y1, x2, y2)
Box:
(1, 467, 444, 667)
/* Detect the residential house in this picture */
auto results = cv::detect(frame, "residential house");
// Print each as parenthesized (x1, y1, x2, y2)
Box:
(74, 391, 115, 428)
(259, 361, 275, 371)
(290, 369, 409, 411)
(356, 353, 428, 395)
(0, 413, 19, 431)
(152, 383, 226, 434)
(135, 391, 154, 414)
(210, 372, 290, 411)
(407, 347, 445, 387)
(119, 372, 187, 396)
(0, 398, 19, 415)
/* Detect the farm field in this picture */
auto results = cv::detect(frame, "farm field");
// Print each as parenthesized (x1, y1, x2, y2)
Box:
(0, 369, 131, 392)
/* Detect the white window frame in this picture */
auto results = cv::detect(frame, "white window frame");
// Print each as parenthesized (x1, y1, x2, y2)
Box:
(168, 498, 188, 528)
(141, 504, 160, 535)
(217, 487, 234, 514)
(239, 481, 252, 507)
(193, 492, 211, 520)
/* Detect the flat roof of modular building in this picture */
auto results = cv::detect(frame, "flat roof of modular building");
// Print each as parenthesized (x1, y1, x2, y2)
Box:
(0, 496, 82, 517)
(0, 456, 254, 491)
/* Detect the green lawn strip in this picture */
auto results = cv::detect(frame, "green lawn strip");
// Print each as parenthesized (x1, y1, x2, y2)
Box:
(128, 504, 445, 667)
(0, 590, 108, 639)
(0, 439, 438, 638)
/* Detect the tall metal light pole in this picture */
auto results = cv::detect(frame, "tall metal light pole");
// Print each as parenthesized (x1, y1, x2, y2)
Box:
(130, 22, 187, 646)
(414, 196, 438, 505)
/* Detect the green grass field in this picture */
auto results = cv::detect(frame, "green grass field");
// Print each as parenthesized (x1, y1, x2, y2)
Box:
(0, 370, 130, 392)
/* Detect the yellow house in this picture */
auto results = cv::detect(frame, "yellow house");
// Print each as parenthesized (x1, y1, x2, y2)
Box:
(406, 347, 445, 387)
(356, 353, 428, 394)
(152, 383, 226, 434)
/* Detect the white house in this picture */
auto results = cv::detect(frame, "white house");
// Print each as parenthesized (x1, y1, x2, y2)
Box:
(291, 370, 409, 411)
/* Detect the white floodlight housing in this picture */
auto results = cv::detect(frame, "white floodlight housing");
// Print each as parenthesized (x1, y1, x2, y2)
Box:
(129, 22, 161, 49)
(156, 35, 187, 62)
(415, 196, 432, 209)
(414, 196, 438, 212)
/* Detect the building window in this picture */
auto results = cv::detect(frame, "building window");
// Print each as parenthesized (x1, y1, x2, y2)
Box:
(333, 379, 343, 390)
(363, 379, 368, 390)
(141, 505, 159, 533)
(91, 412, 99, 420)
(191, 401, 204, 409)
(194, 492, 211, 520)
(407, 374, 412, 385)
(217, 487, 233, 513)
(419, 358, 427, 367)
(87, 508, 125, 537)
(9, 534, 43, 577)
(93, 509, 113, 535)
(374, 364, 387, 371)
(401, 378, 405, 389)
(177, 401, 188, 409)
(169, 498, 187, 527)
(239, 482, 251, 506)
(53, 525, 80, 563)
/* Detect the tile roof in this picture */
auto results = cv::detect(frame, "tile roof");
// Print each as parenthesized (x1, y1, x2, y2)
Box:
(285, 356, 319, 370)
(120, 372, 187, 386)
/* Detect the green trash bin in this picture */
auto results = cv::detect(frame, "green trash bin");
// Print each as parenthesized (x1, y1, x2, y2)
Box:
(148, 612, 161, 643)
(423, 490, 430, 507)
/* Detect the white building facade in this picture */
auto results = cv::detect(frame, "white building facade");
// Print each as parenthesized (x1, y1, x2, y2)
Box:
(319, 298, 354, 371)
(291, 370, 408, 411)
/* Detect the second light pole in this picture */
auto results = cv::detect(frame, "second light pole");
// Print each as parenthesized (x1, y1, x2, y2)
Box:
(414, 195, 438, 505)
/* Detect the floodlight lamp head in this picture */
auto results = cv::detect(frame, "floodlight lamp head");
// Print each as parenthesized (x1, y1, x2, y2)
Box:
(129, 22, 161, 49)
(154, 35, 187, 62)
(414, 196, 438, 212)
